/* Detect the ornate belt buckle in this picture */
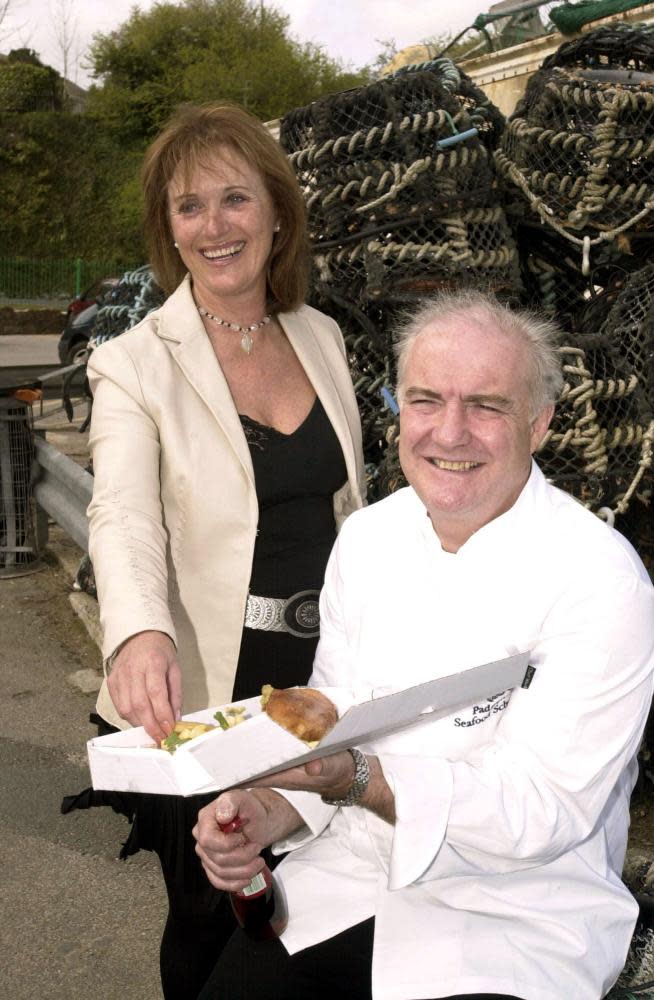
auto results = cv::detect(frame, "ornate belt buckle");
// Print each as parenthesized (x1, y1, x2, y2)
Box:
(282, 590, 320, 638)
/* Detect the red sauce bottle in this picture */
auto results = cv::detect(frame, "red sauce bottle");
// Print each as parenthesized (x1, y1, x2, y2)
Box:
(218, 815, 288, 941)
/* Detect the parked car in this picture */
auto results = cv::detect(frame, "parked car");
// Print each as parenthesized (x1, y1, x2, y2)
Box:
(58, 277, 119, 365)
(64, 276, 120, 322)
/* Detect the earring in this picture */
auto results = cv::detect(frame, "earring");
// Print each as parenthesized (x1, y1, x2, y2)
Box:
(273, 224, 280, 233)
(174, 241, 179, 248)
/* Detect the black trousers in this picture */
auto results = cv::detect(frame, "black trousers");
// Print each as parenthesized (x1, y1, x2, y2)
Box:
(198, 916, 524, 1000)
(65, 716, 236, 1000)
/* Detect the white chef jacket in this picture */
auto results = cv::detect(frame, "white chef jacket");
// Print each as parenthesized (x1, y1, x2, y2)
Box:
(272, 462, 654, 1000)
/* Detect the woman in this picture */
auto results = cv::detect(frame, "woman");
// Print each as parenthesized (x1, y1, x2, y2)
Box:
(69, 102, 365, 999)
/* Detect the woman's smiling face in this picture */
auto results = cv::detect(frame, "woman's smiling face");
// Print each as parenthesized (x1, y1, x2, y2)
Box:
(167, 146, 278, 314)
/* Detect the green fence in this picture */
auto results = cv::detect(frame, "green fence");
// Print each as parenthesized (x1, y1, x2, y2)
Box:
(0, 257, 139, 300)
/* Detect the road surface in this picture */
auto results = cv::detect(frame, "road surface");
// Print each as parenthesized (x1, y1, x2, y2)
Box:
(1, 333, 167, 999)
(0, 334, 60, 366)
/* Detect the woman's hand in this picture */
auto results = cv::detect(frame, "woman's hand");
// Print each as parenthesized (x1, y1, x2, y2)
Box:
(107, 630, 182, 740)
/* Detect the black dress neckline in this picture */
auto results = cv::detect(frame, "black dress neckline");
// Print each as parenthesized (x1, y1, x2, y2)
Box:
(238, 395, 319, 439)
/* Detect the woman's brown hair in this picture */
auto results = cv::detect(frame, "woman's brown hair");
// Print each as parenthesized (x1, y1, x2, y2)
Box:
(141, 102, 310, 311)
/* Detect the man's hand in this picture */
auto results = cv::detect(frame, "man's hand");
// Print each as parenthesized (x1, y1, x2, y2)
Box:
(251, 753, 396, 824)
(107, 630, 182, 741)
(193, 790, 303, 891)
(250, 751, 356, 800)
(194, 791, 269, 891)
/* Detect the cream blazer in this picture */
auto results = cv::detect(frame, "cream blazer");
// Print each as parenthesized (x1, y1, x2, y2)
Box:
(87, 277, 366, 729)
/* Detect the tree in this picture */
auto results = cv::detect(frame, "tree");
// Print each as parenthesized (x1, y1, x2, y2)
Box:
(0, 111, 143, 260)
(0, 0, 26, 48)
(7, 46, 42, 64)
(50, 0, 80, 82)
(363, 38, 402, 79)
(0, 58, 63, 111)
(85, 0, 369, 141)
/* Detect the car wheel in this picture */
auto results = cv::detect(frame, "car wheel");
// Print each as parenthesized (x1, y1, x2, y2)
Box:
(64, 339, 90, 366)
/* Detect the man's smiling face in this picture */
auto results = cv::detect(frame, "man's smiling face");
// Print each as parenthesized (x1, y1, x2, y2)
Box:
(398, 315, 553, 552)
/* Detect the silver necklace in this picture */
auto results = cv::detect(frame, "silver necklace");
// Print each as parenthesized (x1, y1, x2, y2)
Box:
(198, 306, 271, 355)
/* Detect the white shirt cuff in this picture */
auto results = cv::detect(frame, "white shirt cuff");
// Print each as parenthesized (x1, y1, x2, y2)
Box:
(379, 755, 453, 890)
(271, 789, 336, 853)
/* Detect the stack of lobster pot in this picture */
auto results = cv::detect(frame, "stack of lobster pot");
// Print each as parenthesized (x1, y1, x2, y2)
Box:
(496, 23, 654, 518)
(90, 265, 165, 349)
(280, 58, 519, 487)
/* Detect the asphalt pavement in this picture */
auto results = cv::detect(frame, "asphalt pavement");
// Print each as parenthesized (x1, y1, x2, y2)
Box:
(0, 334, 60, 366)
(0, 334, 66, 396)
(2, 334, 167, 1000)
(0, 541, 166, 1000)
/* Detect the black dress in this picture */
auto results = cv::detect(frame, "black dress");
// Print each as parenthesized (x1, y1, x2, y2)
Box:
(62, 395, 347, 1000)
(233, 395, 346, 697)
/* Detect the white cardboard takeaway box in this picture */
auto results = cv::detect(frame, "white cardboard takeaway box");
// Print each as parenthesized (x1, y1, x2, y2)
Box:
(87, 651, 533, 797)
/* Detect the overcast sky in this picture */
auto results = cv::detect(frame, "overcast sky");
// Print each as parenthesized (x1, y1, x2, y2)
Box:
(3, 0, 488, 87)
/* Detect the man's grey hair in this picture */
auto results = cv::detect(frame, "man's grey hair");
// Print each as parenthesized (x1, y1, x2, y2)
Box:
(394, 290, 564, 416)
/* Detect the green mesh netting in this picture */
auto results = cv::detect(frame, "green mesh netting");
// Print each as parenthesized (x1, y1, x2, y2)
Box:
(550, 0, 648, 35)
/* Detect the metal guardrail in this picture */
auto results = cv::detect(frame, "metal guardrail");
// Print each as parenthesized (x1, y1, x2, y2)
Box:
(33, 433, 92, 553)
(0, 361, 93, 556)
(0, 364, 59, 390)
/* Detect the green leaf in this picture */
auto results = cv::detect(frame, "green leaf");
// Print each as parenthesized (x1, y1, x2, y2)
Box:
(85, 0, 370, 138)
(161, 732, 183, 753)
(213, 710, 230, 730)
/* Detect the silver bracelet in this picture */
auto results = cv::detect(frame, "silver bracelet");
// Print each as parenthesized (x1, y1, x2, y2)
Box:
(321, 748, 370, 807)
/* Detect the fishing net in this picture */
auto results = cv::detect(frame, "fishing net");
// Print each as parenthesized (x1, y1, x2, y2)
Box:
(496, 21, 654, 312)
(90, 265, 165, 347)
(61, 265, 165, 427)
(549, 0, 649, 36)
(521, 264, 654, 515)
(484, 22, 654, 515)
(373, 261, 654, 518)
(280, 58, 520, 485)
(609, 921, 654, 995)
(322, 295, 400, 476)
(281, 59, 516, 307)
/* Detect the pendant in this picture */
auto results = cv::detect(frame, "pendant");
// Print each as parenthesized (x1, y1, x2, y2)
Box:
(240, 332, 254, 355)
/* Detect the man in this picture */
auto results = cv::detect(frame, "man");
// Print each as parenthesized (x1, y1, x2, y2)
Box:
(194, 291, 654, 1000)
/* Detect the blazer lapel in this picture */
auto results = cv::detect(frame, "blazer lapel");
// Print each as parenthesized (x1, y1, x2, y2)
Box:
(153, 280, 357, 495)
(280, 309, 357, 487)
(155, 279, 254, 483)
